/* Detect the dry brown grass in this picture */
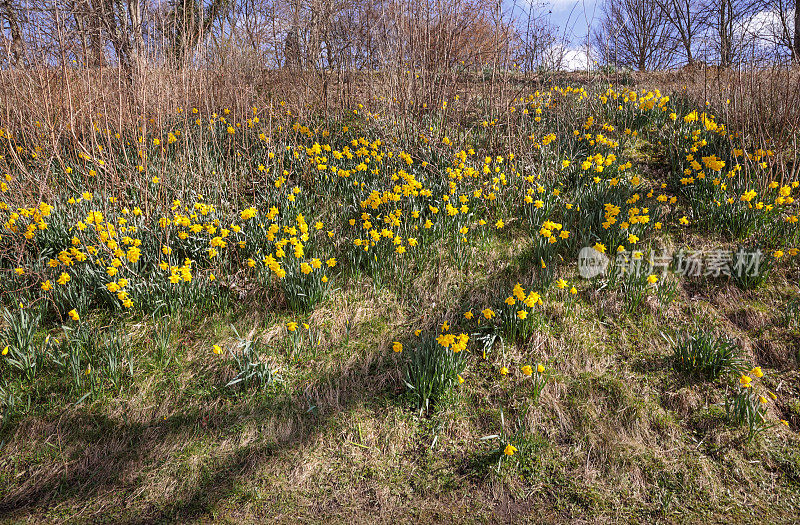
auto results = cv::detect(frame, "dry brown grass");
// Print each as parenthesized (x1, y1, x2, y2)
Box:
(639, 67, 800, 183)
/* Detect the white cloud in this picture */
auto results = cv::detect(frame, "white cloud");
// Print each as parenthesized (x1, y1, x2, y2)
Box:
(542, 44, 597, 71)
(563, 45, 597, 71)
(744, 8, 795, 44)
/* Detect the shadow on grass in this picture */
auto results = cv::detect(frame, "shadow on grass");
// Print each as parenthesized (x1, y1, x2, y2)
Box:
(0, 233, 565, 521)
(0, 348, 400, 522)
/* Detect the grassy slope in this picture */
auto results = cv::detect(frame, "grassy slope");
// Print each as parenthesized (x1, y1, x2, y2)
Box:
(1, 116, 800, 525)
(2, 248, 800, 522)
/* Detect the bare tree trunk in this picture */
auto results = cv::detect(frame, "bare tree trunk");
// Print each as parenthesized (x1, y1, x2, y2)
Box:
(171, 0, 228, 66)
(794, 0, 800, 63)
(285, 27, 301, 69)
(72, 0, 104, 67)
(719, 0, 731, 67)
(0, 0, 26, 66)
(127, 0, 144, 77)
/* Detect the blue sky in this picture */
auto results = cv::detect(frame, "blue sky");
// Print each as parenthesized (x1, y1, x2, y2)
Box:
(509, 0, 599, 45)
(504, 0, 600, 69)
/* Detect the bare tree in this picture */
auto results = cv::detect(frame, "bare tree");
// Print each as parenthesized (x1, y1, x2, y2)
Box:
(164, 0, 230, 65)
(0, 0, 27, 66)
(85, 0, 147, 76)
(792, 0, 800, 64)
(771, 0, 800, 62)
(704, 0, 762, 67)
(284, 26, 301, 69)
(653, 0, 708, 66)
(593, 0, 677, 70)
(512, 3, 565, 71)
(69, 0, 106, 67)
